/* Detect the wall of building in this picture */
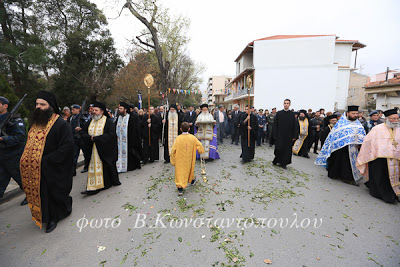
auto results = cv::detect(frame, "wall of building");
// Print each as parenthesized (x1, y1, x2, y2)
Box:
(236, 53, 253, 75)
(212, 76, 229, 95)
(335, 69, 351, 110)
(376, 93, 400, 110)
(334, 44, 353, 66)
(253, 36, 338, 111)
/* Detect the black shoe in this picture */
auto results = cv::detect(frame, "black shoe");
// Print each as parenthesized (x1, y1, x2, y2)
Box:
(281, 165, 287, 169)
(303, 155, 310, 158)
(164, 160, 170, 164)
(191, 178, 197, 185)
(178, 188, 183, 196)
(149, 160, 155, 163)
(20, 197, 28, 206)
(313, 151, 318, 154)
(81, 168, 88, 173)
(73, 171, 77, 177)
(46, 221, 57, 233)
(272, 161, 277, 165)
(81, 190, 99, 195)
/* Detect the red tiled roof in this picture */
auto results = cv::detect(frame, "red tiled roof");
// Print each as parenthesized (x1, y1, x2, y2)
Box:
(255, 35, 336, 41)
(365, 76, 400, 87)
(234, 35, 366, 62)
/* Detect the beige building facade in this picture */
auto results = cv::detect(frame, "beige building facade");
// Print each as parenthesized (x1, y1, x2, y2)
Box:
(207, 75, 232, 109)
(347, 72, 369, 109)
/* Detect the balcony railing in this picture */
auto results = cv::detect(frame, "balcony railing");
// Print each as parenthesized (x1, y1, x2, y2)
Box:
(231, 87, 254, 98)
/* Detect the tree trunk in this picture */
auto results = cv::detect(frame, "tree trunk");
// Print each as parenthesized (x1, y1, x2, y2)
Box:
(0, 1, 23, 95)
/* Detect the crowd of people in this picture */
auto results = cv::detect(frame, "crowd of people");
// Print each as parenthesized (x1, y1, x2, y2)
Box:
(0, 91, 399, 234)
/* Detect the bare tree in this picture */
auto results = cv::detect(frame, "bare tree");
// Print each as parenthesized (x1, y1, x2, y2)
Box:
(123, 0, 168, 92)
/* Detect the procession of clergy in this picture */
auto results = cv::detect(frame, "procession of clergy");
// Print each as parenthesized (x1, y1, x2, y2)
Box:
(9, 91, 400, 233)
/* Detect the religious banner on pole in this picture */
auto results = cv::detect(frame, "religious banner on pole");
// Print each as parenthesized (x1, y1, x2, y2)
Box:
(138, 92, 142, 109)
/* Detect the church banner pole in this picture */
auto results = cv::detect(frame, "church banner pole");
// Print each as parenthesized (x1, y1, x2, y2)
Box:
(246, 76, 252, 148)
(144, 74, 154, 147)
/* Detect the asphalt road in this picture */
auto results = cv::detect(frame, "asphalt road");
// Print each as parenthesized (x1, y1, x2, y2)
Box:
(1, 142, 399, 267)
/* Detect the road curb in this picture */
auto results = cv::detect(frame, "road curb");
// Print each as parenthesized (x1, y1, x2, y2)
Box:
(0, 159, 85, 205)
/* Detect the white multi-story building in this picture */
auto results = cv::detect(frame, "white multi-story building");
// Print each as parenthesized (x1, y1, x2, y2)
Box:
(224, 35, 366, 111)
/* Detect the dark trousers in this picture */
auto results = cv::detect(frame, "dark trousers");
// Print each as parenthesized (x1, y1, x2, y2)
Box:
(263, 129, 267, 143)
(217, 124, 225, 144)
(231, 125, 240, 145)
(73, 138, 83, 170)
(0, 157, 23, 198)
(313, 131, 321, 152)
(257, 128, 264, 146)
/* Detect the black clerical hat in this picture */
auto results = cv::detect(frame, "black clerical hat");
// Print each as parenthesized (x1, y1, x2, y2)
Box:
(200, 104, 208, 109)
(327, 114, 337, 121)
(93, 102, 109, 118)
(170, 104, 178, 110)
(347, 105, 359, 112)
(383, 108, 398, 117)
(299, 109, 307, 115)
(119, 102, 130, 110)
(37, 90, 60, 114)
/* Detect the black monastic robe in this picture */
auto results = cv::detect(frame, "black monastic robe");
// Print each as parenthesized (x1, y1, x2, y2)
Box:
(82, 117, 120, 191)
(115, 113, 142, 171)
(141, 114, 162, 163)
(39, 117, 74, 223)
(365, 158, 398, 203)
(320, 125, 332, 147)
(272, 110, 298, 166)
(327, 146, 354, 182)
(239, 112, 258, 162)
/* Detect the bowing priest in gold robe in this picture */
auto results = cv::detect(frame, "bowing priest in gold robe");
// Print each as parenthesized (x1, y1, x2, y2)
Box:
(81, 102, 121, 195)
(357, 108, 400, 203)
(20, 91, 74, 233)
(292, 110, 312, 158)
(171, 122, 204, 196)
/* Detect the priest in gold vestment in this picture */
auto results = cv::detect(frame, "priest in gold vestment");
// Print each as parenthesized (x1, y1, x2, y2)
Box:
(20, 91, 74, 233)
(81, 102, 120, 195)
(171, 122, 204, 196)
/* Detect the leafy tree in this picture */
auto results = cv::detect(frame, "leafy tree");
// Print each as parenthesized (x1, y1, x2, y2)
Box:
(35, 0, 123, 106)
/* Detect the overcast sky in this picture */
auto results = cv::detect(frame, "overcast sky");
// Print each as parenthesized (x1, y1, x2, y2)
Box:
(94, 0, 400, 93)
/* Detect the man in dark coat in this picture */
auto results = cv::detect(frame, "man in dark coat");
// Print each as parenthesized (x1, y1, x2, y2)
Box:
(184, 105, 197, 135)
(81, 102, 120, 195)
(240, 106, 258, 163)
(320, 114, 338, 146)
(115, 102, 141, 172)
(272, 99, 298, 169)
(141, 106, 162, 164)
(230, 105, 241, 145)
(20, 91, 74, 233)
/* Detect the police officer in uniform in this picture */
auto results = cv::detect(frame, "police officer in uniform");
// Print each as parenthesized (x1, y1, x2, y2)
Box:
(0, 96, 27, 205)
